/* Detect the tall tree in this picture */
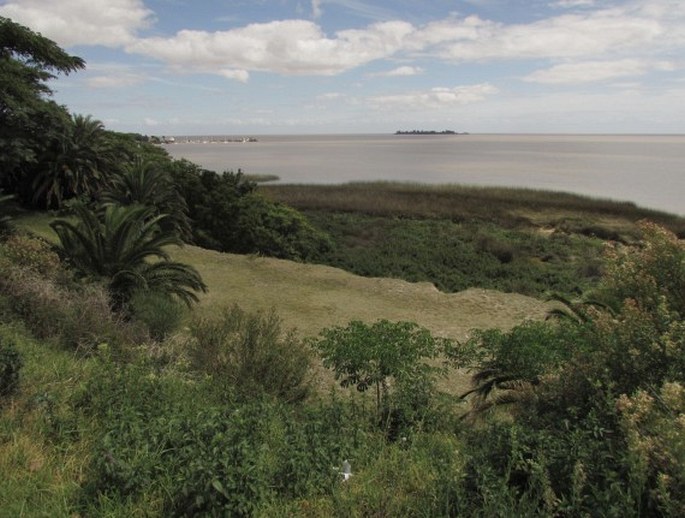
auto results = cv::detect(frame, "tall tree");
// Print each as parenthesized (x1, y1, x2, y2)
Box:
(0, 16, 85, 198)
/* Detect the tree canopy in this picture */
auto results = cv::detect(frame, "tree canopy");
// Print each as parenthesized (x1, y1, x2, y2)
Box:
(0, 16, 85, 197)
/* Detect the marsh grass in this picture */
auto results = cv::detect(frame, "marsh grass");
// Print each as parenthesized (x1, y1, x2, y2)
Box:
(245, 174, 280, 183)
(261, 182, 685, 236)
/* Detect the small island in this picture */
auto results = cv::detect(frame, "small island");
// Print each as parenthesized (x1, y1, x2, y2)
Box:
(394, 129, 469, 135)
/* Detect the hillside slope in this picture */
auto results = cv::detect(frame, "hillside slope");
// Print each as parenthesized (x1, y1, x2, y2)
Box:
(174, 245, 552, 340)
(17, 212, 552, 340)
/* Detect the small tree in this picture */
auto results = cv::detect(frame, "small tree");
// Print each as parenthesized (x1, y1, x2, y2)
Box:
(313, 320, 450, 419)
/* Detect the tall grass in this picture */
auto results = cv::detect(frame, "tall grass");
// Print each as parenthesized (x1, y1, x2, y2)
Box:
(261, 182, 685, 236)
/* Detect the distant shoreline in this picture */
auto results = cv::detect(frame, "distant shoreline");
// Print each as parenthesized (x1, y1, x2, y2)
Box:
(395, 130, 469, 135)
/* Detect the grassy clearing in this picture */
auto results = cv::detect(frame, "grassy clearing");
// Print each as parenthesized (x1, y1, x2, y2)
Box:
(174, 245, 550, 339)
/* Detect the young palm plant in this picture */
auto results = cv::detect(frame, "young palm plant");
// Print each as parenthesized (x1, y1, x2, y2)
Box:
(458, 321, 576, 418)
(51, 202, 206, 308)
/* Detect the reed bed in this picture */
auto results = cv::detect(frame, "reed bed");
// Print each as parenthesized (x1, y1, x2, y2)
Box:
(261, 182, 685, 235)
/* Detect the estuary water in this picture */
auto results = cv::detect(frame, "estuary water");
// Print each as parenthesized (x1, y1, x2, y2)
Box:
(164, 134, 685, 216)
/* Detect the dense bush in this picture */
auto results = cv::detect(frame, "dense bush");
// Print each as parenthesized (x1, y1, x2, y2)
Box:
(187, 306, 313, 403)
(169, 162, 331, 260)
(304, 212, 602, 297)
(77, 358, 379, 516)
(454, 221, 685, 516)
(313, 319, 453, 437)
(129, 290, 185, 342)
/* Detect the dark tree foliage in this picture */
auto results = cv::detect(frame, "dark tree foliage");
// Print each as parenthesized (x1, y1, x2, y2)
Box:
(0, 17, 85, 197)
(169, 160, 331, 260)
(102, 158, 192, 241)
(32, 114, 117, 208)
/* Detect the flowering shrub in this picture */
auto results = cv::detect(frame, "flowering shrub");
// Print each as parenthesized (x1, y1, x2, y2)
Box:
(617, 383, 685, 515)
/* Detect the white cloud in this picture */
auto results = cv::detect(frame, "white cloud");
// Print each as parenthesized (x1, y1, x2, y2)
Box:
(370, 83, 498, 109)
(377, 65, 423, 77)
(127, 19, 415, 77)
(525, 59, 647, 84)
(0, 0, 153, 47)
(317, 92, 346, 100)
(218, 69, 250, 83)
(551, 0, 596, 8)
(417, 9, 663, 62)
(524, 58, 677, 83)
(86, 74, 145, 88)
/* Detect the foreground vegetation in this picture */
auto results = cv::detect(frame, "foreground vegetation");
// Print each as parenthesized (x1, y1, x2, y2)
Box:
(3, 16, 685, 516)
(3, 222, 685, 516)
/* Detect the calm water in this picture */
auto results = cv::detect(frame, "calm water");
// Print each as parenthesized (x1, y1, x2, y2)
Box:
(165, 134, 685, 216)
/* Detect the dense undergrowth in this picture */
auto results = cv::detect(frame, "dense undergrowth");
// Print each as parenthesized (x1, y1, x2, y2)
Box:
(261, 183, 685, 298)
(305, 212, 602, 296)
(2, 221, 685, 516)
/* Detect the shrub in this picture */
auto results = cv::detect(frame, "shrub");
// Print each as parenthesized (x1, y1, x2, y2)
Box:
(312, 319, 452, 436)
(331, 433, 465, 516)
(129, 291, 185, 341)
(0, 260, 146, 351)
(0, 233, 62, 278)
(169, 163, 331, 260)
(598, 220, 685, 315)
(452, 222, 685, 515)
(78, 360, 378, 516)
(617, 383, 685, 516)
(188, 306, 313, 403)
(0, 337, 22, 398)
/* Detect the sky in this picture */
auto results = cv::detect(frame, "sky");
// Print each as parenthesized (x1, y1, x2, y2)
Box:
(2, 0, 685, 135)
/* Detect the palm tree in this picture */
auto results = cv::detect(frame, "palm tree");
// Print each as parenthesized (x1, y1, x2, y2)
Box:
(33, 114, 115, 208)
(101, 158, 191, 241)
(50, 202, 206, 308)
(458, 321, 575, 418)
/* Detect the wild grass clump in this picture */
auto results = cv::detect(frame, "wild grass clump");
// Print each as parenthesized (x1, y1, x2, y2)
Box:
(187, 305, 313, 403)
(129, 291, 186, 342)
(0, 234, 147, 352)
(0, 262, 145, 352)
